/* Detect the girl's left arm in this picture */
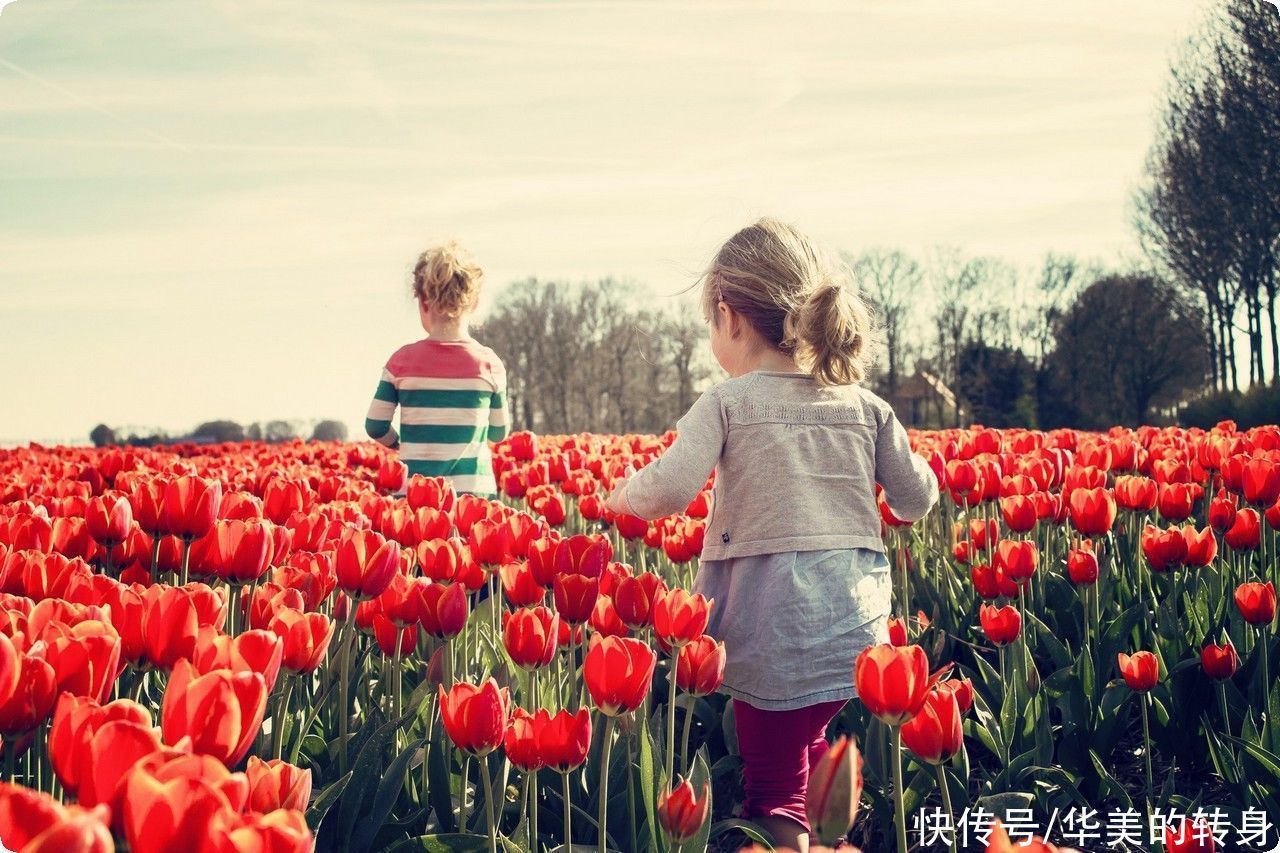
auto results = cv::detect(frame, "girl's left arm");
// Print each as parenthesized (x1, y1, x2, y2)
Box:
(609, 389, 724, 520)
(487, 358, 510, 442)
(365, 367, 400, 448)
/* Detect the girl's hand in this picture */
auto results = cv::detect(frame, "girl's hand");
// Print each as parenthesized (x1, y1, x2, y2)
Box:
(605, 464, 637, 515)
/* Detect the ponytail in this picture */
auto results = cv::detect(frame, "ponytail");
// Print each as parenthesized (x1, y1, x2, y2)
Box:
(790, 276, 875, 385)
(700, 218, 880, 386)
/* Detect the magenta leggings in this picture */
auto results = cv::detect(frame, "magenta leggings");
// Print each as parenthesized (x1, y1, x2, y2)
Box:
(732, 698, 848, 830)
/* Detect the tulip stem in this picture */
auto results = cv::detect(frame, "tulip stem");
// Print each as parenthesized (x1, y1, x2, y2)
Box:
(891, 726, 908, 853)
(562, 771, 573, 850)
(680, 696, 694, 776)
(936, 764, 958, 853)
(273, 676, 295, 759)
(1219, 681, 1232, 736)
(598, 715, 614, 853)
(481, 755, 499, 853)
(626, 736, 638, 853)
(180, 536, 192, 585)
(529, 769, 540, 853)
(665, 654, 679, 787)
(2, 743, 12, 785)
(1260, 627, 1271, 710)
(1140, 693, 1154, 809)
(338, 600, 357, 776)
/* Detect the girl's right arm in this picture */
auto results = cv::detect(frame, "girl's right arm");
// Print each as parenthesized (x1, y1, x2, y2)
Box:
(875, 408, 938, 523)
(365, 368, 400, 448)
(612, 390, 724, 520)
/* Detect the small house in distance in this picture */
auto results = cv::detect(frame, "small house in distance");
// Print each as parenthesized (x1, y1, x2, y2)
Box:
(881, 370, 963, 428)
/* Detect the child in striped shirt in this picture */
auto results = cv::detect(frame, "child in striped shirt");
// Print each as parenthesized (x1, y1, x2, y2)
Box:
(365, 241, 510, 497)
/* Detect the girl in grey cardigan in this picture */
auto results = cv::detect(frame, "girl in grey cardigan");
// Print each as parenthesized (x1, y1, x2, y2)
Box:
(607, 218, 938, 852)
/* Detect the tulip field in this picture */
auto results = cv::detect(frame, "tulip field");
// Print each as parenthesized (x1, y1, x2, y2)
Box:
(1, 422, 1279, 852)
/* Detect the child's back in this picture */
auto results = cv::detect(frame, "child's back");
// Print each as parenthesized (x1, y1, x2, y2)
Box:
(364, 241, 508, 497)
(622, 369, 934, 560)
(366, 337, 507, 496)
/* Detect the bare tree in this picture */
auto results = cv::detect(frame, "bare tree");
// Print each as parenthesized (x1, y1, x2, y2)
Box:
(847, 249, 922, 395)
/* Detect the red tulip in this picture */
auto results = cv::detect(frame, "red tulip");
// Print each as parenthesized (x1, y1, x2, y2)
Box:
(552, 571, 599, 626)
(901, 686, 964, 764)
(501, 607, 558, 672)
(1066, 545, 1098, 585)
(406, 475, 456, 513)
(376, 459, 408, 494)
(994, 539, 1037, 583)
(41, 618, 123, 703)
(417, 581, 468, 639)
(1114, 475, 1157, 512)
(245, 756, 312, 813)
(1234, 581, 1276, 625)
(1241, 456, 1280, 506)
(1181, 525, 1217, 568)
(676, 635, 726, 696)
(269, 609, 335, 675)
(161, 658, 269, 766)
(0, 782, 114, 853)
(1067, 487, 1116, 536)
(1208, 492, 1238, 531)
(537, 707, 592, 772)
(438, 678, 510, 756)
(120, 763, 238, 853)
(191, 627, 283, 693)
(657, 777, 710, 843)
(161, 476, 222, 540)
(553, 534, 612, 577)
(193, 519, 273, 583)
(1163, 816, 1217, 853)
(613, 572, 667, 629)
(853, 643, 929, 726)
(584, 635, 657, 716)
(503, 708, 543, 772)
(1156, 482, 1198, 522)
(1117, 651, 1159, 692)
(86, 493, 134, 546)
(0, 644, 57, 736)
(979, 604, 1021, 647)
(1225, 508, 1262, 551)
(1142, 525, 1188, 572)
(141, 586, 202, 670)
(999, 495, 1037, 532)
(335, 528, 400, 600)
(499, 560, 545, 607)
(372, 614, 418, 656)
(48, 693, 158, 807)
(0, 633, 18, 716)
(1200, 642, 1238, 680)
(652, 588, 712, 648)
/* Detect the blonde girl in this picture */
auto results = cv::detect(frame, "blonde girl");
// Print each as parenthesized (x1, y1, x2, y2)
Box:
(607, 218, 937, 852)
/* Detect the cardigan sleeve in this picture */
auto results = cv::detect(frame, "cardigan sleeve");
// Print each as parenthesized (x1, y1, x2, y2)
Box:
(619, 389, 724, 520)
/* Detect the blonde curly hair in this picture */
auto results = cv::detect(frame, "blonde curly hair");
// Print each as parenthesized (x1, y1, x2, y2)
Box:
(412, 240, 484, 318)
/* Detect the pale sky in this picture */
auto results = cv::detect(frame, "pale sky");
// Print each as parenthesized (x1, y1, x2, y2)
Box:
(0, 0, 1208, 443)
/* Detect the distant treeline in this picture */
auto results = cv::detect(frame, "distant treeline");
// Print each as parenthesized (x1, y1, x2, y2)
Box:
(88, 419, 349, 448)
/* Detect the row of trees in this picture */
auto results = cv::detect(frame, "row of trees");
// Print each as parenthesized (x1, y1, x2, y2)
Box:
(1137, 0, 1280, 392)
(89, 419, 349, 448)
(480, 278, 711, 436)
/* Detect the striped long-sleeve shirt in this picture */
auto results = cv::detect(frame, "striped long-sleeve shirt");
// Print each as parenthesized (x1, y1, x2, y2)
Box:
(364, 338, 510, 496)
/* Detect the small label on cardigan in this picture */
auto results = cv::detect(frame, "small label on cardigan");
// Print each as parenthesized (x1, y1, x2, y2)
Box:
(721, 532, 730, 543)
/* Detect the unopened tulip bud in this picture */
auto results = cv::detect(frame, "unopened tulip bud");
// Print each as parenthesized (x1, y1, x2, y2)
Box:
(806, 735, 863, 846)
(657, 777, 710, 843)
